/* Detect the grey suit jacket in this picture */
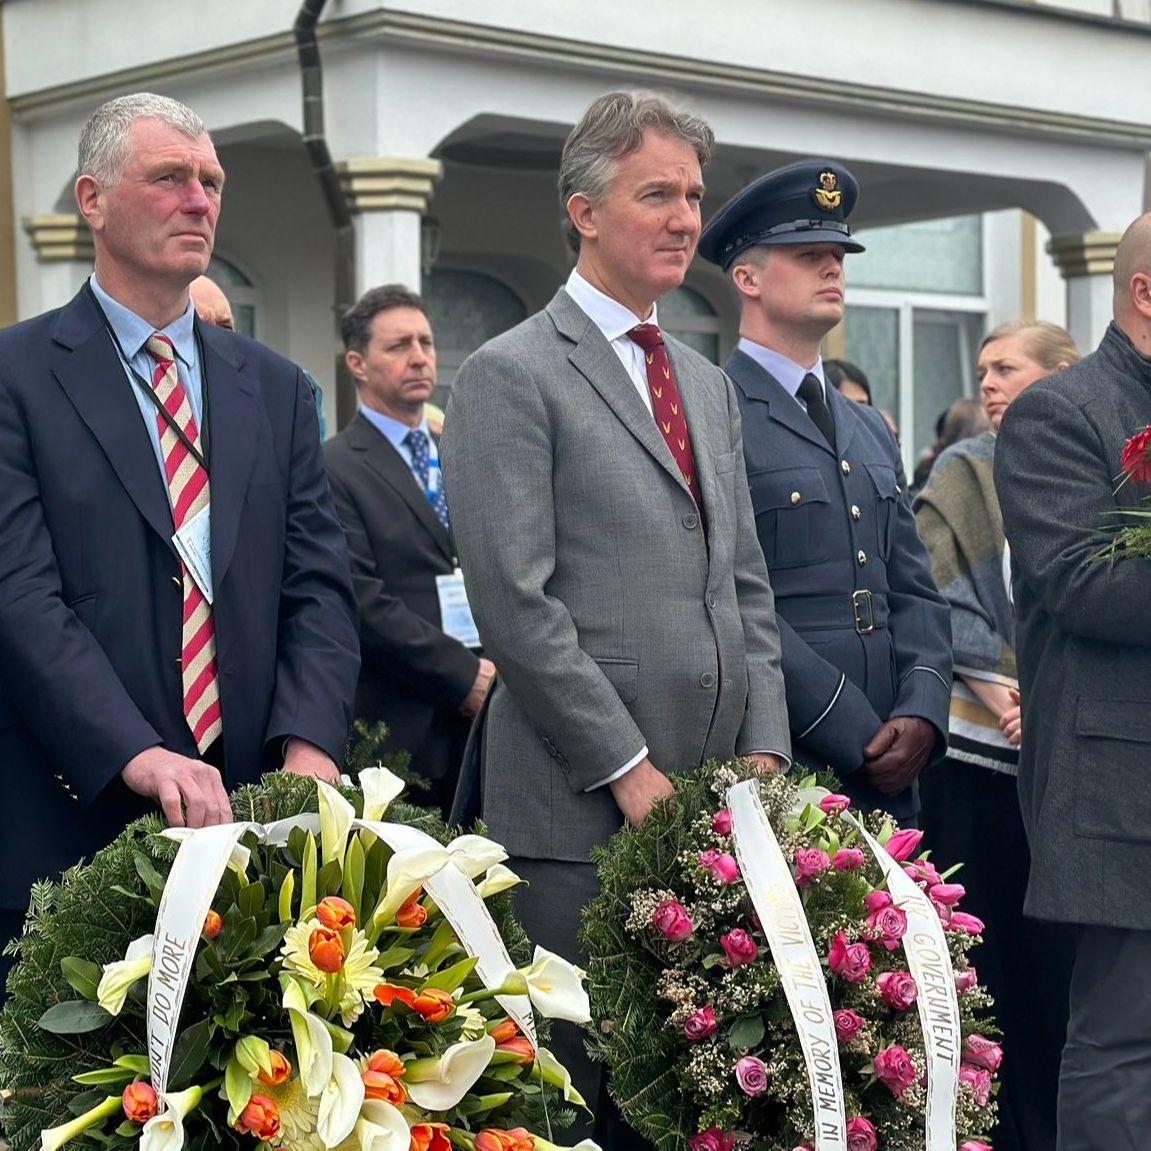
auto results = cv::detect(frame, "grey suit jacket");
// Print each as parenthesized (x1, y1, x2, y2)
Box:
(996, 322, 1151, 929)
(441, 288, 790, 862)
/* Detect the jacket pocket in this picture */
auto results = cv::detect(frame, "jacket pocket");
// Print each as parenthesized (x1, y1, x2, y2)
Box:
(594, 657, 639, 705)
(864, 462, 899, 561)
(747, 466, 832, 569)
(1072, 696, 1151, 843)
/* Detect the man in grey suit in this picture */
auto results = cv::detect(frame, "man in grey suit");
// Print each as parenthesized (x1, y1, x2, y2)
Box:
(441, 92, 791, 1143)
(996, 213, 1151, 1149)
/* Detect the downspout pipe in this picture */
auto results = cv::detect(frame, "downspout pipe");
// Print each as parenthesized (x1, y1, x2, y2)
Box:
(294, 0, 357, 428)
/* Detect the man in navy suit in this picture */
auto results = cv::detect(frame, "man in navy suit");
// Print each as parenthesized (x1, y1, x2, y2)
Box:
(0, 93, 360, 998)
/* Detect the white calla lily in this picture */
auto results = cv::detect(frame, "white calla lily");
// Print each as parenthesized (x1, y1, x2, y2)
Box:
(316, 1052, 366, 1148)
(475, 863, 524, 899)
(359, 767, 406, 822)
(160, 828, 251, 874)
(534, 1045, 586, 1106)
(370, 842, 450, 926)
(139, 1086, 205, 1151)
(446, 834, 508, 879)
(514, 947, 591, 1024)
(39, 1093, 121, 1151)
(284, 978, 334, 1095)
(96, 933, 154, 1015)
(353, 1099, 410, 1151)
(535, 1139, 604, 1151)
(405, 1034, 496, 1111)
(317, 779, 356, 867)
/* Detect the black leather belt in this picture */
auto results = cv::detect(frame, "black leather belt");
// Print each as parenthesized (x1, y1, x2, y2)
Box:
(782, 590, 889, 635)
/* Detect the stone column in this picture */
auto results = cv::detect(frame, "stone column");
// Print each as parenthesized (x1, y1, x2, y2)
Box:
(1047, 231, 1121, 352)
(24, 214, 94, 311)
(336, 158, 443, 294)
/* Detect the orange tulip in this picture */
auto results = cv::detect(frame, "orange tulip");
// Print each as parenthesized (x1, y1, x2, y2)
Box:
(309, 927, 345, 973)
(412, 987, 455, 1024)
(202, 910, 223, 940)
(396, 890, 428, 929)
(121, 1082, 159, 1124)
(366, 1050, 406, 1078)
(362, 1068, 407, 1106)
(489, 1018, 520, 1045)
(474, 1128, 535, 1151)
(257, 1050, 292, 1087)
(316, 895, 357, 931)
(409, 1122, 452, 1151)
(496, 1035, 535, 1065)
(374, 983, 417, 1009)
(234, 1095, 281, 1140)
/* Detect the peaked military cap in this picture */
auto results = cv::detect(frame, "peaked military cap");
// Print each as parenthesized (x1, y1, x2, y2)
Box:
(698, 159, 865, 270)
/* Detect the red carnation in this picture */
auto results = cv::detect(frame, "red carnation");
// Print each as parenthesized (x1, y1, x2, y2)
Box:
(1121, 426, 1151, 484)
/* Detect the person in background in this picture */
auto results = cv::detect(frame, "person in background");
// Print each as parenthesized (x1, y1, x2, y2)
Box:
(189, 274, 234, 330)
(825, 357, 873, 405)
(910, 396, 990, 495)
(915, 320, 1079, 1151)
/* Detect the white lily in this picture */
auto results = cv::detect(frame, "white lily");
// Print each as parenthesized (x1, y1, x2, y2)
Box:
(352, 1099, 410, 1151)
(359, 767, 406, 822)
(534, 1045, 586, 1107)
(316, 1052, 366, 1148)
(96, 934, 153, 1016)
(317, 778, 356, 867)
(139, 1085, 205, 1151)
(446, 834, 508, 879)
(370, 842, 450, 927)
(160, 828, 251, 875)
(39, 1093, 121, 1151)
(535, 1139, 605, 1151)
(405, 1034, 496, 1111)
(502, 946, 591, 1024)
(475, 863, 524, 899)
(284, 978, 334, 1096)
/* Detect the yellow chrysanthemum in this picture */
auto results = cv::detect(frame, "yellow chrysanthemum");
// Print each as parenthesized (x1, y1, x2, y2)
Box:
(454, 1000, 487, 1041)
(281, 918, 386, 1025)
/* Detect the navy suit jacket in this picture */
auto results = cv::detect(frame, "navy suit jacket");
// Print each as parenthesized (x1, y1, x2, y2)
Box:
(0, 287, 360, 910)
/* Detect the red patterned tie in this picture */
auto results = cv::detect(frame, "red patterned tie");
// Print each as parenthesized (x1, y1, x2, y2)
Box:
(627, 323, 701, 505)
(144, 334, 223, 754)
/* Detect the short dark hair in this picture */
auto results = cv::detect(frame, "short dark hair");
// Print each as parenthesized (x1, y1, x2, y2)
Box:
(341, 284, 426, 353)
(824, 358, 873, 405)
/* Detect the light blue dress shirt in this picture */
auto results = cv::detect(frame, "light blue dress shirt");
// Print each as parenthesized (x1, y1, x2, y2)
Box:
(358, 405, 440, 490)
(736, 337, 827, 411)
(89, 275, 203, 477)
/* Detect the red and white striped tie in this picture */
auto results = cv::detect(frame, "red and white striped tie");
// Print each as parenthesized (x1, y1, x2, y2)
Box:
(144, 334, 223, 754)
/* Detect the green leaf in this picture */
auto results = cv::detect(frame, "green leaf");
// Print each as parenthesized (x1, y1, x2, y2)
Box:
(38, 999, 115, 1034)
(60, 956, 103, 1000)
(343, 835, 366, 920)
(238, 882, 265, 922)
(114, 1055, 152, 1075)
(422, 919, 459, 970)
(482, 1064, 527, 1083)
(277, 870, 296, 924)
(235, 1036, 273, 1079)
(72, 1067, 136, 1086)
(375, 945, 415, 972)
(222, 918, 258, 964)
(133, 852, 166, 899)
(726, 1014, 766, 1052)
(317, 859, 343, 900)
(115, 1121, 140, 1137)
(422, 955, 478, 994)
(301, 833, 318, 915)
(167, 1018, 214, 1088)
(457, 1091, 515, 1115)
(225, 1057, 254, 1120)
(701, 952, 727, 970)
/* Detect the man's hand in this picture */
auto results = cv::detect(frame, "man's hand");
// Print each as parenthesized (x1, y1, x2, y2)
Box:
(121, 746, 231, 829)
(1000, 687, 1022, 747)
(862, 716, 936, 796)
(609, 758, 676, 827)
(282, 738, 341, 784)
(746, 753, 784, 775)
(460, 658, 496, 719)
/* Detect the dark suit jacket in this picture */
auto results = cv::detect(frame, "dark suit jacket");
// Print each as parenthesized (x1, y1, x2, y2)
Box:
(727, 349, 951, 819)
(996, 322, 1151, 929)
(0, 287, 360, 910)
(324, 413, 478, 789)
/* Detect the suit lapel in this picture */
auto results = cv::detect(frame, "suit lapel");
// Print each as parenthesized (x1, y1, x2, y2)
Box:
(726, 348, 836, 457)
(50, 289, 176, 550)
(350, 414, 455, 563)
(825, 382, 857, 458)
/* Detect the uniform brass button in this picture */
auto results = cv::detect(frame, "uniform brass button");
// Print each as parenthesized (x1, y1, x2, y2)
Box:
(857, 550, 868, 566)
(790, 491, 801, 505)
(851, 505, 861, 520)
(171, 575, 182, 589)
(700, 672, 716, 689)
(841, 460, 851, 475)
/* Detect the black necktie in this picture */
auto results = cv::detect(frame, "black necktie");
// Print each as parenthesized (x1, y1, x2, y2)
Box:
(797, 373, 836, 449)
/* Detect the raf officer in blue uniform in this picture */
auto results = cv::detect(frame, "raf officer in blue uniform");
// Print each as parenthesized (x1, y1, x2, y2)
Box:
(699, 161, 951, 821)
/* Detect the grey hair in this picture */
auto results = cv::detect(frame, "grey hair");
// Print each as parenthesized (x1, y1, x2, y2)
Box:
(558, 90, 715, 253)
(78, 93, 207, 186)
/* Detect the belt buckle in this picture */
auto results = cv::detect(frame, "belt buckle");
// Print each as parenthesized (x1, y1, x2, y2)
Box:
(852, 589, 875, 635)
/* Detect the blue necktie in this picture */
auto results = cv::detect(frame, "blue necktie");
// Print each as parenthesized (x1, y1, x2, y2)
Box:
(405, 428, 451, 530)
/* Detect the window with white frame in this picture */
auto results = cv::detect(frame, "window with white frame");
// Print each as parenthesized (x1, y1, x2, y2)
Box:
(662, 285, 721, 364)
(206, 256, 259, 338)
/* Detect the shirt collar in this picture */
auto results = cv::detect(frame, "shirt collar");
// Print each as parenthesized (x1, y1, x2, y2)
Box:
(737, 336, 825, 401)
(359, 404, 431, 452)
(564, 267, 660, 343)
(89, 274, 197, 368)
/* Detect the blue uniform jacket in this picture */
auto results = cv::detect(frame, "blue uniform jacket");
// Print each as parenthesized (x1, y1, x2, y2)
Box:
(727, 349, 951, 819)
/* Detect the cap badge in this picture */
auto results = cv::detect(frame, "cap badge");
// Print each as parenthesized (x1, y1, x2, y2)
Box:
(812, 169, 842, 212)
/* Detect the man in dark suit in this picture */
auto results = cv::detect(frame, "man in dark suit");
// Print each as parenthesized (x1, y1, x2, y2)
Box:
(325, 286, 494, 816)
(996, 213, 1151, 1149)
(0, 93, 360, 999)
(698, 161, 951, 822)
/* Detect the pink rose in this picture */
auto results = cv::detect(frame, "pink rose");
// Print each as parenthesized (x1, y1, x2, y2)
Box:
(960, 1062, 992, 1107)
(698, 849, 741, 885)
(873, 1044, 917, 1098)
(828, 931, 872, 982)
(712, 808, 733, 836)
(877, 970, 918, 1011)
(868, 905, 908, 951)
(947, 911, 986, 936)
(833, 847, 866, 871)
(834, 1009, 865, 1043)
(963, 1034, 1004, 1073)
(684, 1006, 718, 1043)
(884, 828, 924, 862)
(720, 928, 759, 967)
(959, 1143, 993, 1151)
(652, 899, 693, 942)
(689, 1129, 736, 1151)
(928, 882, 966, 907)
(819, 793, 852, 815)
(846, 1116, 878, 1151)
(794, 848, 831, 886)
(863, 889, 893, 913)
(903, 859, 942, 886)
(954, 967, 979, 994)
(735, 1055, 769, 1096)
